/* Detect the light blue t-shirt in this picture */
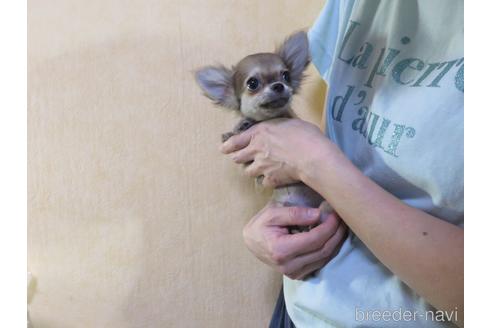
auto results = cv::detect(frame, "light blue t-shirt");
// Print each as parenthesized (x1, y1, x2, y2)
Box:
(284, 1, 463, 327)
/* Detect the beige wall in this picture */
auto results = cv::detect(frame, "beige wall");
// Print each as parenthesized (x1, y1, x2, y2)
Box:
(27, 1, 326, 327)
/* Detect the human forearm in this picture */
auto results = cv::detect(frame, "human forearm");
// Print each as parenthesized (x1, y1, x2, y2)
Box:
(221, 118, 463, 324)
(300, 140, 464, 325)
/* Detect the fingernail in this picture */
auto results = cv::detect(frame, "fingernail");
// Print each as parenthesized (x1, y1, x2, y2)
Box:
(306, 208, 319, 219)
(319, 211, 330, 223)
(220, 143, 228, 153)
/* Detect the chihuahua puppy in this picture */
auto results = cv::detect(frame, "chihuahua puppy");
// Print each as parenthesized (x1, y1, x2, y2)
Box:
(195, 31, 332, 231)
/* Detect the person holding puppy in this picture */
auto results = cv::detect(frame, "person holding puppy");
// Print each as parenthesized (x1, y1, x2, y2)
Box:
(221, 0, 463, 327)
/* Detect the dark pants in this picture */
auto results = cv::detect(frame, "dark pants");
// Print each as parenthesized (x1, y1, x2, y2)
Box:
(269, 286, 296, 328)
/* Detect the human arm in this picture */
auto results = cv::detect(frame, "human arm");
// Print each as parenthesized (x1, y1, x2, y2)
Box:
(222, 118, 464, 326)
(302, 136, 464, 327)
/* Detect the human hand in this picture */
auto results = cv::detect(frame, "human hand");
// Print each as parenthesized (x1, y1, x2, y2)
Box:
(242, 202, 347, 280)
(220, 118, 331, 188)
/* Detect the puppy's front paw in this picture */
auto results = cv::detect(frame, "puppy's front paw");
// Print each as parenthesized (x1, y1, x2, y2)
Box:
(238, 119, 256, 132)
(221, 132, 235, 142)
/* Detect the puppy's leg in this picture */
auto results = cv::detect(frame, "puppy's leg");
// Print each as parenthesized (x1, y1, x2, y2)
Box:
(221, 132, 235, 142)
(233, 117, 257, 133)
(221, 117, 257, 142)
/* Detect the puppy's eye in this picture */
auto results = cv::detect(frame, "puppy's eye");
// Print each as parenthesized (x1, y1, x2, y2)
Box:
(282, 71, 291, 83)
(246, 77, 259, 91)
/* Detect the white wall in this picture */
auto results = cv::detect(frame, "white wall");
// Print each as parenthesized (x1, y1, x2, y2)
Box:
(28, 1, 326, 326)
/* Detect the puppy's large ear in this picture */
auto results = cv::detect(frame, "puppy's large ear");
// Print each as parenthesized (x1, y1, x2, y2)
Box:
(276, 31, 310, 92)
(194, 66, 239, 110)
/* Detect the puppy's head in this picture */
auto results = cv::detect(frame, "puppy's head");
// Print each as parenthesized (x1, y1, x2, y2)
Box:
(195, 31, 310, 121)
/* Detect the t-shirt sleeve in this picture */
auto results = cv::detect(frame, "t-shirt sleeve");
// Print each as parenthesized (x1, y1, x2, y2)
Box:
(308, 0, 356, 82)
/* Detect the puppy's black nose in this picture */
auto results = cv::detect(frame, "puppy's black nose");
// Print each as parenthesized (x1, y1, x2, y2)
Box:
(271, 83, 284, 93)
